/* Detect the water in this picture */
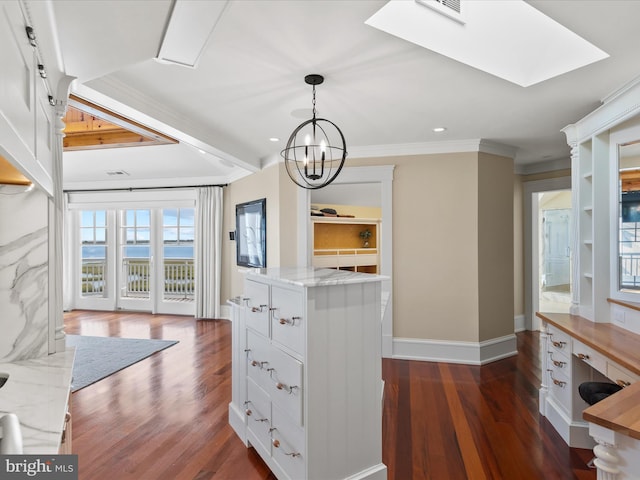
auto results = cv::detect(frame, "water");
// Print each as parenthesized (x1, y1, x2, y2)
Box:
(82, 245, 193, 259)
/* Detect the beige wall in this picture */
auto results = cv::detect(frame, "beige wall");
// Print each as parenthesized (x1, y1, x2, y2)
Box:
(222, 152, 515, 344)
(320, 152, 512, 342)
(478, 153, 514, 341)
(221, 163, 297, 302)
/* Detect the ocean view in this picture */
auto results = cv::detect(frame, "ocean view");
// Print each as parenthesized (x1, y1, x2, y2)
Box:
(82, 245, 193, 259)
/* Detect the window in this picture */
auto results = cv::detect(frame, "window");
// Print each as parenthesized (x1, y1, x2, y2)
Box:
(80, 210, 107, 296)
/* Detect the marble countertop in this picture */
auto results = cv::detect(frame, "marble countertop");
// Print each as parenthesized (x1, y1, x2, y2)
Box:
(244, 267, 387, 287)
(0, 348, 75, 454)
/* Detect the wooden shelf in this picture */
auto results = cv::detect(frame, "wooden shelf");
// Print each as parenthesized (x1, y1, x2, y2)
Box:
(311, 217, 380, 273)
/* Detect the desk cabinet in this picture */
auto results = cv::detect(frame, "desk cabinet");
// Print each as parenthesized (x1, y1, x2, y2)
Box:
(229, 267, 387, 480)
(540, 323, 610, 448)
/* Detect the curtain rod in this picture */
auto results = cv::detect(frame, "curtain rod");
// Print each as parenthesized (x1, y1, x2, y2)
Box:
(64, 183, 228, 194)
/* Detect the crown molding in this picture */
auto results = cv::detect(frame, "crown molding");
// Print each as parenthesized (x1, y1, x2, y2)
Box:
(563, 73, 640, 145)
(515, 157, 571, 175)
(346, 138, 517, 160)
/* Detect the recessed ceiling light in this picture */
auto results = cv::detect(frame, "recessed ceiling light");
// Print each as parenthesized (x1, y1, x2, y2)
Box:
(433, 127, 446, 133)
(269, 137, 280, 142)
(365, 0, 609, 87)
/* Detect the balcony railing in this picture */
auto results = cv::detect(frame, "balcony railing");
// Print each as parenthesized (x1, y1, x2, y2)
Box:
(620, 253, 640, 289)
(81, 258, 195, 300)
(81, 260, 106, 295)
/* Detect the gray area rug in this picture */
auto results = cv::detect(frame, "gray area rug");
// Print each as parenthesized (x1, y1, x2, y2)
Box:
(66, 335, 178, 392)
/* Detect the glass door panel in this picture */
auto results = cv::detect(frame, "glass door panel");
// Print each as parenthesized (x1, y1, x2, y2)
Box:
(118, 209, 153, 311)
(157, 208, 195, 315)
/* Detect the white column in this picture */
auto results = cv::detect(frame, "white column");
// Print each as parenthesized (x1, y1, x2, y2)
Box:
(593, 439, 620, 480)
(568, 141, 581, 315)
(50, 77, 74, 354)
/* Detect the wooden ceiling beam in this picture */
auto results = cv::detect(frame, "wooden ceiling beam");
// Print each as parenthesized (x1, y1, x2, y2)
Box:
(63, 95, 178, 151)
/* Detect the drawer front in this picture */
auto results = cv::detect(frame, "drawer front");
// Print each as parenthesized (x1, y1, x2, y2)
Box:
(546, 350, 569, 372)
(245, 280, 270, 337)
(547, 326, 570, 357)
(247, 378, 272, 452)
(607, 362, 640, 388)
(247, 330, 272, 392)
(572, 339, 607, 377)
(547, 363, 571, 413)
(271, 404, 305, 480)
(269, 346, 303, 426)
(271, 286, 305, 356)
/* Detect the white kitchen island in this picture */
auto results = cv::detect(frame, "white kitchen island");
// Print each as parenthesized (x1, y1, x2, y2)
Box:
(229, 267, 387, 480)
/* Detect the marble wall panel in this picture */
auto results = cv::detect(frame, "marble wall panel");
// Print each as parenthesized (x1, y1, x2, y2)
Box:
(0, 188, 48, 361)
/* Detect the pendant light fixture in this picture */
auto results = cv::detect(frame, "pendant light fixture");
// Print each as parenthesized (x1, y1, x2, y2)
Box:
(282, 74, 347, 189)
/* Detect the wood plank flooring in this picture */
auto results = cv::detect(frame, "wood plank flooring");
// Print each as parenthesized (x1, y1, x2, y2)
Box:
(65, 310, 596, 480)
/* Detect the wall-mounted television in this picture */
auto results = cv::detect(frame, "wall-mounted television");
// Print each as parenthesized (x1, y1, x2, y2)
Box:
(236, 198, 266, 268)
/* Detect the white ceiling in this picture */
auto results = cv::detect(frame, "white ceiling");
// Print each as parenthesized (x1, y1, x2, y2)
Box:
(48, 0, 640, 190)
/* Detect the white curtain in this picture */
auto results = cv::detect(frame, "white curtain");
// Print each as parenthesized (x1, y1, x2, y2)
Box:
(195, 186, 223, 319)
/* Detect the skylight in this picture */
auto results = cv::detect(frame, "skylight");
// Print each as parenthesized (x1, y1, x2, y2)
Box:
(365, 0, 609, 87)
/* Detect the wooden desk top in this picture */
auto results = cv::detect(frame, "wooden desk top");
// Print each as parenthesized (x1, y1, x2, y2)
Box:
(536, 312, 640, 440)
(535, 312, 640, 376)
(583, 382, 640, 441)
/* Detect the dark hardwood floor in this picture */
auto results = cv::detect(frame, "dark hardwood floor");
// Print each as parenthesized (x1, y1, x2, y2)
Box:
(65, 310, 595, 480)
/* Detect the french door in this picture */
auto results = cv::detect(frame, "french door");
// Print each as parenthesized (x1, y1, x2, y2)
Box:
(75, 207, 195, 315)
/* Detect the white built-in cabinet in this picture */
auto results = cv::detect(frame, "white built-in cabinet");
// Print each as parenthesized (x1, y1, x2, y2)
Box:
(0, 0, 55, 195)
(229, 267, 387, 480)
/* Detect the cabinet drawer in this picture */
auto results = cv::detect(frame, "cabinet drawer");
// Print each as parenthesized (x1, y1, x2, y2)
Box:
(546, 350, 569, 372)
(547, 326, 570, 356)
(269, 346, 303, 426)
(272, 404, 305, 480)
(607, 362, 640, 388)
(247, 330, 272, 392)
(572, 339, 607, 377)
(271, 286, 304, 357)
(547, 364, 571, 413)
(247, 378, 272, 452)
(245, 280, 270, 337)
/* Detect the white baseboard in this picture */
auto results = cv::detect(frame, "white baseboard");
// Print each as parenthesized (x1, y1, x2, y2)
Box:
(392, 334, 517, 365)
(514, 314, 526, 332)
(219, 304, 232, 321)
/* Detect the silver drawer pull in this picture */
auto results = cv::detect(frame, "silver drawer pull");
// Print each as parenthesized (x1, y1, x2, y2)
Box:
(276, 382, 299, 394)
(547, 369, 566, 388)
(616, 379, 631, 388)
(548, 352, 566, 368)
(576, 353, 590, 360)
(251, 304, 268, 313)
(245, 401, 269, 422)
(271, 437, 301, 457)
(279, 316, 301, 326)
(251, 360, 268, 369)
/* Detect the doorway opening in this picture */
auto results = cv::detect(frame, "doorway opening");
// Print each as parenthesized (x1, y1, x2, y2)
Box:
(537, 191, 572, 314)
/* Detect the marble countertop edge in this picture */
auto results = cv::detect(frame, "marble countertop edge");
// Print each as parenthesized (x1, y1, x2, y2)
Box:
(0, 347, 75, 454)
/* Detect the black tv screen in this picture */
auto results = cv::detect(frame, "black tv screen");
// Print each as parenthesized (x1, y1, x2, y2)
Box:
(235, 198, 266, 268)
